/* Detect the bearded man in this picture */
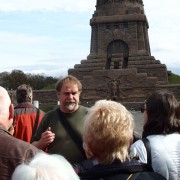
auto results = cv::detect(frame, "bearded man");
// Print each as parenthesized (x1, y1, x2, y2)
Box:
(32, 75, 88, 164)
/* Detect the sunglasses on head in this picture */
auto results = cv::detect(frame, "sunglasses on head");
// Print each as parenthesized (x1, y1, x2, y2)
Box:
(140, 100, 147, 113)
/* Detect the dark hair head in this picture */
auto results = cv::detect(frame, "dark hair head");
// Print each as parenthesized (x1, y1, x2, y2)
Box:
(16, 84, 33, 103)
(142, 90, 180, 138)
(55, 75, 82, 93)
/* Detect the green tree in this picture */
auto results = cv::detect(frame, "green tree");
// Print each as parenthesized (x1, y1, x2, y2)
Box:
(0, 71, 10, 89)
(0, 69, 59, 90)
(9, 70, 28, 90)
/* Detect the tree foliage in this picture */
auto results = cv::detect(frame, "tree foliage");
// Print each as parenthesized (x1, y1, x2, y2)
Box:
(0, 69, 59, 90)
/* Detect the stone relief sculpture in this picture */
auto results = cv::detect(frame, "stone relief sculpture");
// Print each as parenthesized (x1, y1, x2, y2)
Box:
(109, 78, 127, 101)
(111, 79, 118, 98)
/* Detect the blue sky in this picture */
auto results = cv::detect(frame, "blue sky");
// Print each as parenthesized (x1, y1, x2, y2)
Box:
(0, 0, 179, 77)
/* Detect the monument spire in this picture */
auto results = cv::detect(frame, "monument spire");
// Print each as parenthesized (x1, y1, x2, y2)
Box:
(89, 0, 150, 62)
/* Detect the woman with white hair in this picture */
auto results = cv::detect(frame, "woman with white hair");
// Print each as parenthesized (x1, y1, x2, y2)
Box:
(12, 152, 80, 180)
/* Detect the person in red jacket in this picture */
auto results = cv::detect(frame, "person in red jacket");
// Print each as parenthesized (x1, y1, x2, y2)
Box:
(0, 86, 40, 180)
(13, 84, 45, 143)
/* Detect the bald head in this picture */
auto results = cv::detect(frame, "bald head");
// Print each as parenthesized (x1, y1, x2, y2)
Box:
(0, 86, 13, 129)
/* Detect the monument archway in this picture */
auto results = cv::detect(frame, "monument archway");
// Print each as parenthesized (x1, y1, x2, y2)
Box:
(106, 40, 129, 69)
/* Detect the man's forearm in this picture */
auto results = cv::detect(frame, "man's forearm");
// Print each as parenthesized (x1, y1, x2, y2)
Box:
(32, 141, 46, 150)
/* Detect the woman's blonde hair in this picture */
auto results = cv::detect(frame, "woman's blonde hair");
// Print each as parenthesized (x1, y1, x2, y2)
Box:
(83, 99, 134, 164)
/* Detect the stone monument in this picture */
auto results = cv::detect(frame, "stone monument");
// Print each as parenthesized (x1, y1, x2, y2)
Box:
(68, 0, 173, 109)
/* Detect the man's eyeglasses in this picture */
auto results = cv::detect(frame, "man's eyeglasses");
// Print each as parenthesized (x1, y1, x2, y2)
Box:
(140, 107, 146, 113)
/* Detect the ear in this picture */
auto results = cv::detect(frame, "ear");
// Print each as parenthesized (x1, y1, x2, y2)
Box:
(9, 103, 14, 120)
(131, 136, 134, 145)
(128, 135, 134, 152)
(86, 149, 94, 159)
(57, 92, 60, 99)
(83, 143, 94, 159)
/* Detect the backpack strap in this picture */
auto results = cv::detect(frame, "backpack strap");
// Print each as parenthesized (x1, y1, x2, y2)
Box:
(57, 109, 87, 159)
(32, 109, 40, 136)
(128, 171, 166, 180)
(142, 138, 152, 165)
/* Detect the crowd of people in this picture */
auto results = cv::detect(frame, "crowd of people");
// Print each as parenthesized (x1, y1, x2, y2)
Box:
(0, 74, 179, 180)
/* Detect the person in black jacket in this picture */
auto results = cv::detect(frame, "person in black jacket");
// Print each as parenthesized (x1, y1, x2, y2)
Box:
(74, 100, 166, 180)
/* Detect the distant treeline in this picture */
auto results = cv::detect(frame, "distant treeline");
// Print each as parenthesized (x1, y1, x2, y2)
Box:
(0, 69, 179, 91)
(0, 69, 60, 90)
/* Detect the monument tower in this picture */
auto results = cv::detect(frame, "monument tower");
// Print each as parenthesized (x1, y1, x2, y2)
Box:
(68, 0, 169, 108)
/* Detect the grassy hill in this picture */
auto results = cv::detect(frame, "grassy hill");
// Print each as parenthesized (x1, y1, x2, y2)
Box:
(168, 71, 180, 84)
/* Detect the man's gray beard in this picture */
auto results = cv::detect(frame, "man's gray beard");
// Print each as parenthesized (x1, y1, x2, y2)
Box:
(66, 103, 77, 111)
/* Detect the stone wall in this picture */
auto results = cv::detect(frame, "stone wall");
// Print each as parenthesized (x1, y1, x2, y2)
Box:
(9, 90, 58, 106)
(8, 86, 180, 110)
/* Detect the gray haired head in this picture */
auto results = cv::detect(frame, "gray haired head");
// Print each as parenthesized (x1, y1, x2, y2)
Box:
(16, 84, 33, 103)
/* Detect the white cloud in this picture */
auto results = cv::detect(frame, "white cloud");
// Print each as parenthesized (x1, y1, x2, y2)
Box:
(0, 0, 96, 12)
(0, 31, 59, 65)
(144, 0, 180, 74)
(0, 31, 52, 45)
(0, 0, 179, 77)
(0, 29, 89, 77)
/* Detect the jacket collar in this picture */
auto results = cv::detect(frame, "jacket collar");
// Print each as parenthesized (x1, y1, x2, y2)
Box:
(15, 102, 34, 108)
(0, 126, 12, 136)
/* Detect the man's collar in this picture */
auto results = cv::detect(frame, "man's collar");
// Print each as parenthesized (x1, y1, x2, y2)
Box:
(15, 102, 34, 108)
(0, 126, 12, 136)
